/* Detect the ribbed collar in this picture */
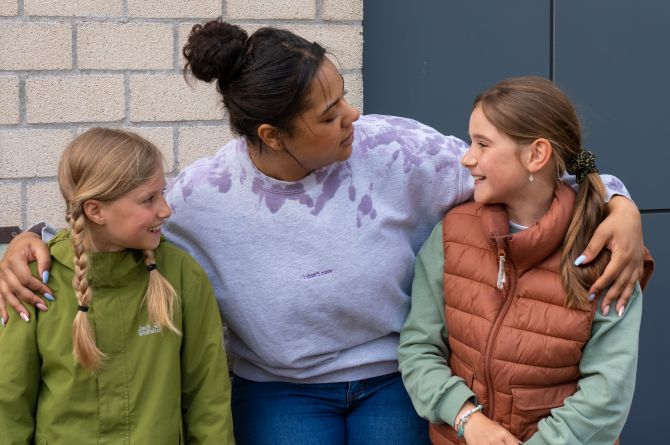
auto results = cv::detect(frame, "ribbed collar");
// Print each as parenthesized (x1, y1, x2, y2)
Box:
(480, 183, 576, 275)
(235, 138, 341, 194)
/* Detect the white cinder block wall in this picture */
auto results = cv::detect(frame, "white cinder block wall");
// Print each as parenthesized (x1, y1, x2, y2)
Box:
(0, 0, 364, 231)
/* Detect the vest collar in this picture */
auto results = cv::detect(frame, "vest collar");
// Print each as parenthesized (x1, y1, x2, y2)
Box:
(480, 182, 576, 275)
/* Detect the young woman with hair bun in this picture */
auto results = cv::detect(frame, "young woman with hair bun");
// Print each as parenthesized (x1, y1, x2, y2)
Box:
(0, 20, 648, 445)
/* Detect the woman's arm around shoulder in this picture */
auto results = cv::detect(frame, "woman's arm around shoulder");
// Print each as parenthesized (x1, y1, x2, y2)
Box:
(398, 221, 476, 427)
(526, 284, 643, 445)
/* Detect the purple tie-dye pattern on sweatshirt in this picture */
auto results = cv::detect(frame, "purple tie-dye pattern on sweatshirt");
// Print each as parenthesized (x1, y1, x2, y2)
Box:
(166, 114, 628, 223)
(162, 114, 475, 384)
(356, 116, 462, 176)
(161, 114, 632, 384)
(169, 114, 465, 223)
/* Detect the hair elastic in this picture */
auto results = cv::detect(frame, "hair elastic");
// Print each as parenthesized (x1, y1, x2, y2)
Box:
(77, 305, 89, 312)
(146, 264, 158, 272)
(566, 150, 598, 184)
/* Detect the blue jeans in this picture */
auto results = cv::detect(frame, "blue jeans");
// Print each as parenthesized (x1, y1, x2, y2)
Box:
(231, 372, 430, 445)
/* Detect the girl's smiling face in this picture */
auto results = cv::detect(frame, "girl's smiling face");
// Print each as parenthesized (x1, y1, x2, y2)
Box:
(87, 167, 172, 252)
(461, 104, 531, 208)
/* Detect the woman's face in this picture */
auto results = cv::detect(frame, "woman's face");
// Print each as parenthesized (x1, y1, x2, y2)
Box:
(279, 58, 361, 174)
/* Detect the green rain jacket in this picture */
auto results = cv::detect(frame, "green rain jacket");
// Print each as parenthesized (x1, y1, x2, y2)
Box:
(0, 231, 234, 444)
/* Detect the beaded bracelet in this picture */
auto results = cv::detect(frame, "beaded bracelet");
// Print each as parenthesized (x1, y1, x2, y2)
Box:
(456, 404, 484, 439)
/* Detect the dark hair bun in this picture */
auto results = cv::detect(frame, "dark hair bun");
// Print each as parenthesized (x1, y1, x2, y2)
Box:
(183, 19, 248, 87)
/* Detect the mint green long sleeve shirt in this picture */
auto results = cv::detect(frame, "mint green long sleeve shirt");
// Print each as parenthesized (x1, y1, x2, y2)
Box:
(398, 221, 642, 444)
(0, 231, 234, 444)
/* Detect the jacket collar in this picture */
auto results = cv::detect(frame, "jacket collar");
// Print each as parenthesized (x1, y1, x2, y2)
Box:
(480, 182, 576, 275)
(49, 230, 146, 288)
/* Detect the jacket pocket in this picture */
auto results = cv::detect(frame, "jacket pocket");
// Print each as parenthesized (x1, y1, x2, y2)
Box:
(510, 382, 577, 440)
(450, 357, 475, 388)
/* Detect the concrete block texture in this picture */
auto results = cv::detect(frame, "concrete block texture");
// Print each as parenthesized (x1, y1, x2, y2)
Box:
(130, 74, 223, 122)
(288, 24, 362, 70)
(73, 125, 175, 170)
(0, 22, 72, 70)
(343, 71, 363, 114)
(0, 0, 17, 16)
(0, 0, 363, 231)
(178, 125, 234, 168)
(131, 127, 175, 170)
(26, 75, 125, 123)
(0, 76, 20, 124)
(323, 0, 363, 21)
(0, 183, 21, 226)
(128, 0, 221, 18)
(0, 129, 71, 178)
(26, 181, 65, 230)
(24, 0, 123, 16)
(78, 22, 173, 70)
(227, 0, 316, 20)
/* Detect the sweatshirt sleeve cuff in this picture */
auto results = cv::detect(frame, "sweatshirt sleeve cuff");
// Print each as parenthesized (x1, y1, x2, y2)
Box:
(437, 382, 478, 427)
(27, 222, 58, 242)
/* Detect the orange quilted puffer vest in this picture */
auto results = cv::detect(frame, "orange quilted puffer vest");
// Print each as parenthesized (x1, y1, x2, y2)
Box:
(430, 184, 597, 444)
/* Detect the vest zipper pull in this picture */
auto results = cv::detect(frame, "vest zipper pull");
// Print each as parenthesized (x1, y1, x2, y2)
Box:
(497, 254, 506, 290)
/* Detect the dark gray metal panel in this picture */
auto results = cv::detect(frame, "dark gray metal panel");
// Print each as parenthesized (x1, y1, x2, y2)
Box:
(363, 0, 550, 140)
(364, 1, 666, 440)
(621, 213, 669, 442)
(554, 1, 670, 210)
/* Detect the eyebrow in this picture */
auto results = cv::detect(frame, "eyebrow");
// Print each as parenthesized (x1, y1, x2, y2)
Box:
(320, 76, 346, 116)
(470, 133, 490, 141)
(321, 96, 341, 115)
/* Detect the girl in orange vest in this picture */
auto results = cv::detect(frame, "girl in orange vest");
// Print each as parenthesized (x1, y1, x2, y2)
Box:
(399, 77, 651, 444)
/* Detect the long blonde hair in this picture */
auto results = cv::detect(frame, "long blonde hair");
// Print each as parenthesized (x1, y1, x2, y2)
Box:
(58, 128, 180, 372)
(474, 77, 609, 310)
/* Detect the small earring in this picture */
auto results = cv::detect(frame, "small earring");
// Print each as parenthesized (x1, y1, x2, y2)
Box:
(529, 173, 534, 182)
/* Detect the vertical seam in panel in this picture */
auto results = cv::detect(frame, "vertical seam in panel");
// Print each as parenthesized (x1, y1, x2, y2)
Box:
(550, 0, 555, 80)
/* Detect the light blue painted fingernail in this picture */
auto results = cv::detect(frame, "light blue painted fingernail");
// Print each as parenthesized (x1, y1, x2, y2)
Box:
(42, 270, 50, 284)
(44, 292, 55, 302)
(588, 293, 596, 302)
(1, 317, 5, 328)
(574, 254, 587, 266)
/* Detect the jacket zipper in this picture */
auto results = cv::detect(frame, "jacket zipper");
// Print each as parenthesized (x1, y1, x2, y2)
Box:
(484, 236, 516, 419)
(497, 254, 506, 290)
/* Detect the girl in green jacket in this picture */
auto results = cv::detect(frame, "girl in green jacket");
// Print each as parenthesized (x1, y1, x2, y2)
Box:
(0, 128, 234, 444)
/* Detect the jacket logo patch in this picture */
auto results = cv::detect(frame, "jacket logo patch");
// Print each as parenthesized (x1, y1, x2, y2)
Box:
(138, 324, 162, 337)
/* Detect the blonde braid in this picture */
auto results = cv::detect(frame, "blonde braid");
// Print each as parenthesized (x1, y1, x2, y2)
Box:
(70, 208, 106, 372)
(142, 249, 180, 335)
